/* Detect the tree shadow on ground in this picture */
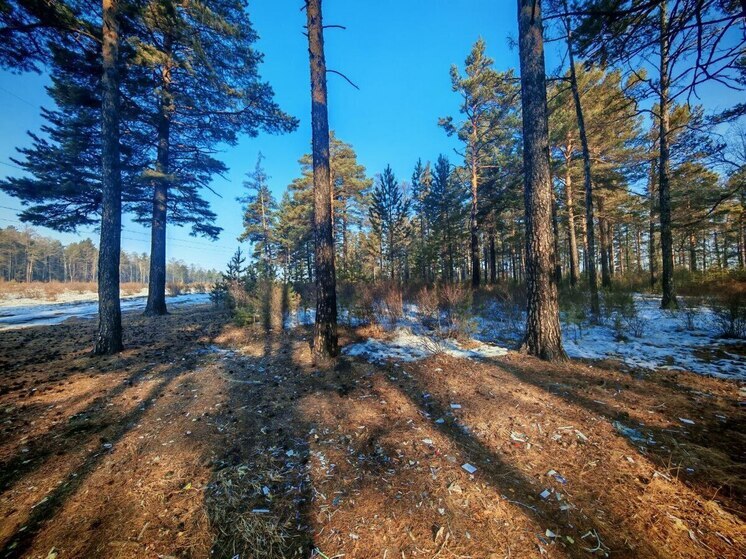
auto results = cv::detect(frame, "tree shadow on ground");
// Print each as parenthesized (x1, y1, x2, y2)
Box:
(0, 358, 191, 558)
(479, 353, 746, 514)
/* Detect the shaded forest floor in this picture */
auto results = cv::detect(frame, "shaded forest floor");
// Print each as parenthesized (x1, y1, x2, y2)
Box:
(0, 307, 744, 558)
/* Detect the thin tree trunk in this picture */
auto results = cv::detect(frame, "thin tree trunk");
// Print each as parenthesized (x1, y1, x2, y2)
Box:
(94, 0, 123, 355)
(470, 153, 480, 288)
(564, 151, 579, 286)
(551, 195, 562, 285)
(307, 0, 338, 362)
(518, 0, 565, 360)
(659, 0, 677, 308)
(563, 2, 599, 317)
(489, 232, 497, 283)
(598, 197, 611, 288)
(648, 158, 658, 287)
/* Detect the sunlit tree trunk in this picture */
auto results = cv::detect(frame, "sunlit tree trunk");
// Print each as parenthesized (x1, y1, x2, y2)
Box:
(563, 2, 599, 317)
(517, 0, 565, 360)
(563, 150, 579, 286)
(306, 0, 338, 362)
(94, 0, 123, 355)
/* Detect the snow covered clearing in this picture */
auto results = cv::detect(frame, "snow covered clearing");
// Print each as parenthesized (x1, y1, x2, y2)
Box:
(0, 292, 210, 330)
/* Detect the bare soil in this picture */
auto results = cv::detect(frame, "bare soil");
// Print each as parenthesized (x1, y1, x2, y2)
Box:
(0, 306, 743, 558)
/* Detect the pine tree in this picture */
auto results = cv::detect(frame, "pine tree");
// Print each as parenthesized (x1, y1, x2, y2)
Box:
(306, 0, 338, 362)
(369, 166, 411, 280)
(238, 154, 278, 279)
(440, 39, 520, 288)
(136, 0, 298, 315)
(424, 155, 469, 283)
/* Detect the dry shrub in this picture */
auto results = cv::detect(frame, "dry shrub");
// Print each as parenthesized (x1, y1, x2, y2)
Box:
(437, 283, 475, 339)
(415, 286, 439, 326)
(166, 282, 183, 296)
(374, 281, 404, 326)
(710, 292, 746, 339)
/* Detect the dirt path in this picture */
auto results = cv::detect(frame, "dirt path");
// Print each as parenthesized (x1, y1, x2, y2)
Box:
(0, 308, 743, 558)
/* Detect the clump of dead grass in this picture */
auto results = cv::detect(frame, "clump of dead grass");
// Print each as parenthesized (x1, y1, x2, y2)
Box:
(205, 450, 311, 559)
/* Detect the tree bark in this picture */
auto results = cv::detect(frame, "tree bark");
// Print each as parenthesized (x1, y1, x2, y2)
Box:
(94, 0, 123, 355)
(563, 3, 599, 317)
(517, 0, 565, 360)
(658, 0, 677, 308)
(306, 0, 338, 362)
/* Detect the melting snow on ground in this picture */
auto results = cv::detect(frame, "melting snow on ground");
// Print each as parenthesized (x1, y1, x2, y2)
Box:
(342, 304, 509, 364)
(558, 295, 745, 380)
(0, 293, 211, 330)
(341, 295, 744, 380)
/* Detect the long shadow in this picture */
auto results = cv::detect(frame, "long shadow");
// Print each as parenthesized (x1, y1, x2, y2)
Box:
(205, 326, 362, 558)
(0, 357, 193, 559)
(372, 358, 662, 558)
(0, 312, 219, 494)
(479, 354, 746, 512)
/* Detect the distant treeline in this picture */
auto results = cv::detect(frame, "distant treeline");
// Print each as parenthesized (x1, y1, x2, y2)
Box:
(0, 226, 218, 285)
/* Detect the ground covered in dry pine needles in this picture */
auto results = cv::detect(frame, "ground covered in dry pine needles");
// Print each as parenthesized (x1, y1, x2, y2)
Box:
(0, 306, 744, 558)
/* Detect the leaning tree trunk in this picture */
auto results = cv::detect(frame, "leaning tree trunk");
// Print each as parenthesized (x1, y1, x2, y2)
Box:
(306, 0, 338, 362)
(658, 0, 677, 309)
(563, 0, 599, 317)
(517, 0, 565, 361)
(94, 0, 123, 355)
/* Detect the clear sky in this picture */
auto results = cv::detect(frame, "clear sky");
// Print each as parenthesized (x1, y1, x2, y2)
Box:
(0, 1, 740, 271)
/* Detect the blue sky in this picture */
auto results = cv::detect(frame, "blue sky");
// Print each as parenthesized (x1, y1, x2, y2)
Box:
(0, 1, 740, 270)
(0, 0, 524, 270)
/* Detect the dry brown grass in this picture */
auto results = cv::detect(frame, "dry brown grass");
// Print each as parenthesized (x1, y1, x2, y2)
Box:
(0, 281, 145, 301)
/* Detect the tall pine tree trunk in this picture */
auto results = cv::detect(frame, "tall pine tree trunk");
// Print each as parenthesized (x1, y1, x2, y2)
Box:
(145, 37, 172, 316)
(518, 0, 565, 360)
(306, 0, 338, 362)
(563, 3, 599, 317)
(564, 151, 580, 286)
(659, 0, 677, 308)
(94, 0, 123, 355)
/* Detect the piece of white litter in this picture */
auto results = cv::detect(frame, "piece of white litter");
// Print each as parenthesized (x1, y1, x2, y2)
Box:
(539, 489, 551, 500)
(679, 418, 695, 425)
(422, 439, 433, 445)
(450, 403, 462, 409)
(462, 463, 477, 474)
(435, 418, 445, 424)
(546, 529, 557, 538)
